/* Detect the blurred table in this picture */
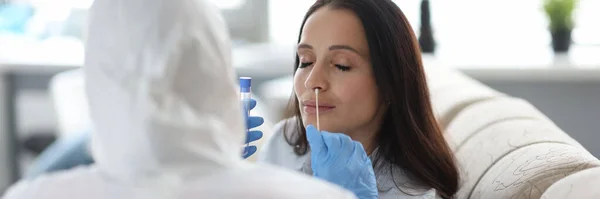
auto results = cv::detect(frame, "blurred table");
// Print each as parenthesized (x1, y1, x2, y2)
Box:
(0, 35, 81, 188)
(427, 44, 600, 82)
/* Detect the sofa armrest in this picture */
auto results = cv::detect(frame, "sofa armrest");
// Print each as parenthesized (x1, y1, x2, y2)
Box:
(541, 167, 600, 199)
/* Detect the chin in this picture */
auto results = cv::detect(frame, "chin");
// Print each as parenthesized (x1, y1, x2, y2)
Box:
(301, 119, 338, 132)
(300, 115, 314, 127)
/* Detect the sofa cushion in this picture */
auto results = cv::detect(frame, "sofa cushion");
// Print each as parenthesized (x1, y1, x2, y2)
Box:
(424, 66, 505, 129)
(446, 97, 560, 150)
(446, 97, 598, 198)
(469, 143, 600, 199)
(452, 119, 587, 198)
(541, 167, 600, 199)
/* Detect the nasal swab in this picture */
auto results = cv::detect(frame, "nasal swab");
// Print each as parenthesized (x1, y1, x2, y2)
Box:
(315, 88, 320, 131)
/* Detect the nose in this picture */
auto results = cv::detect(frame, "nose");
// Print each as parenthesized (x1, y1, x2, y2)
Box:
(304, 62, 329, 91)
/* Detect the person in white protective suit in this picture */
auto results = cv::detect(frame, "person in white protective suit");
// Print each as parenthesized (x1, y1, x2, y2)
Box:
(1, 0, 358, 198)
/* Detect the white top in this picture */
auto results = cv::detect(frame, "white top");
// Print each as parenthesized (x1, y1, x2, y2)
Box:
(1, 0, 356, 198)
(258, 118, 440, 199)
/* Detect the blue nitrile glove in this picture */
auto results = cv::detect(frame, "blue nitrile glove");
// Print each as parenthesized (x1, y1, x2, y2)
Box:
(242, 99, 264, 159)
(306, 125, 378, 199)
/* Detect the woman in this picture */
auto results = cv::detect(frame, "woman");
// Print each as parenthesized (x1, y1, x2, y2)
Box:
(258, 0, 460, 198)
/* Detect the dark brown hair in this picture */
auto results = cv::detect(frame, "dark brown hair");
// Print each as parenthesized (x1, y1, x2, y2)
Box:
(283, 0, 460, 198)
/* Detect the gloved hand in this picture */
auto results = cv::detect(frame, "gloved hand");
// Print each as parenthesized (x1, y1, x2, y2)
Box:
(242, 99, 263, 159)
(306, 125, 378, 199)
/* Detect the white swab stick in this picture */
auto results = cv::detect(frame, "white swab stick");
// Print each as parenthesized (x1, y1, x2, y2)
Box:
(315, 88, 320, 131)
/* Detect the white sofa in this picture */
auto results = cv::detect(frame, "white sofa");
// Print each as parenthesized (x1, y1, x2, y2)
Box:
(541, 167, 600, 199)
(259, 64, 600, 199)
(433, 68, 600, 198)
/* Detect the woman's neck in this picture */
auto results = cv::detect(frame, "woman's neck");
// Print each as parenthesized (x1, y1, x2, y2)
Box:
(346, 130, 378, 155)
(355, 103, 388, 155)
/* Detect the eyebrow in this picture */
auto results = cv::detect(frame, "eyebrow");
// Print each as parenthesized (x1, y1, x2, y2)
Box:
(297, 44, 361, 54)
(329, 45, 360, 54)
(297, 43, 313, 50)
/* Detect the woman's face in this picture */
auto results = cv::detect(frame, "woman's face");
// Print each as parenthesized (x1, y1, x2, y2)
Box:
(294, 7, 386, 143)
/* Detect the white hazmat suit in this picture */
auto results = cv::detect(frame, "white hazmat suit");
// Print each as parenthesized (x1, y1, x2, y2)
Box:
(2, 0, 357, 198)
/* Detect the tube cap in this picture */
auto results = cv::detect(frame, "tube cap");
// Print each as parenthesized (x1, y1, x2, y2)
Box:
(240, 77, 251, 92)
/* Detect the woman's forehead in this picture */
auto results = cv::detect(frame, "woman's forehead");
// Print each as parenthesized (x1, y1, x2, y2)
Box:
(300, 7, 369, 56)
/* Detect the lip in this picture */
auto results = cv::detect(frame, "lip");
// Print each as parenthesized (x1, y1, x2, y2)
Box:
(302, 100, 335, 114)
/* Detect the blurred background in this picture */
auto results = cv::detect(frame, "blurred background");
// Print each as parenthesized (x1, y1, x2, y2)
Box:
(0, 0, 599, 195)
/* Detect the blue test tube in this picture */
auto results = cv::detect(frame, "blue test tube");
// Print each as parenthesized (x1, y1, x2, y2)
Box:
(240, 77, 251, 150)
(240, 77, 252, 113)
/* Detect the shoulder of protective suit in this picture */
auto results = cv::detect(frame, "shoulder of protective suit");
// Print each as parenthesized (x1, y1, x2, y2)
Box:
(2, 166, 97, 199)
(1, 179, 31, 199)
(224, 163, 358, 199)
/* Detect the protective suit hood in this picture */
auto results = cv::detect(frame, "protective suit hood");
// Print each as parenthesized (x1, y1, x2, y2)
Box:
(84, 0, 245, 180)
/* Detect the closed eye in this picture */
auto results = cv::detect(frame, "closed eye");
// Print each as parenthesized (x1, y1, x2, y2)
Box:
(299, 62, 314, 68)
(335, 64, 351, 71)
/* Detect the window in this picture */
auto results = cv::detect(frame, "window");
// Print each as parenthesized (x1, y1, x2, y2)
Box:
(216, 0, 269, 44)
(267, 0, 600, 50)
(268, 1, 314, 44)
(211, 0, 245, 10)
(396, 0, 600, 47)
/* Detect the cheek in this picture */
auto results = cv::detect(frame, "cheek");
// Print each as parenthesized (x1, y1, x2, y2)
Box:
(337, 76, 379, 114)
(293, 70, 307, 98)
